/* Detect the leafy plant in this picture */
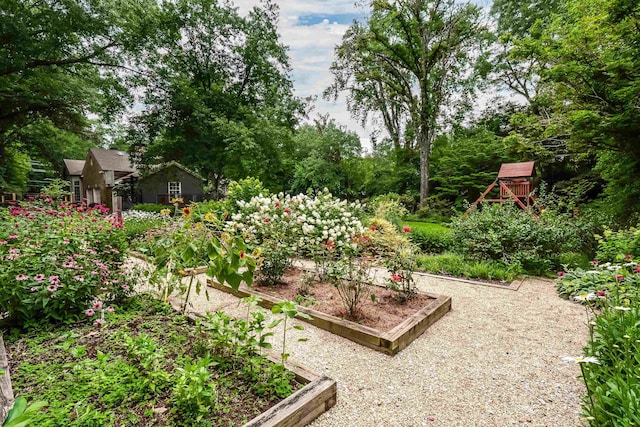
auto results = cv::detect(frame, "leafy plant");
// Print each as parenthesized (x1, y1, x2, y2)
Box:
(595, 225, 640, 262)
(327, 258, 373, 319)
(385, 244, 418, 301)
(2, 397, 48, 427)
(416, 253, 522, 282)
(271, 301, 311, 363)
(171, 356, 218, 422)
(256, 240, 293, 286)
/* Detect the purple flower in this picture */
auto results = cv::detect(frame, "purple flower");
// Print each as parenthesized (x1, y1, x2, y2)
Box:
(93, 301, 103, 310)
(85, 309, 95, 316)
(34, 274, 45, 282)
(47, 285, 57, 292)
(49, 275, 60, 285)
(15, 274, 29, 281)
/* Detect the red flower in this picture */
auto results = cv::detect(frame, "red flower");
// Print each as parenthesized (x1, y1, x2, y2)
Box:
(403, 226, 411, 233)
(597, 290, 606, 297)
(625, 254, 632, 260)
(634, 267, 640, 274)
(264, 218, 270, 223)
(284, 208, 291, 214)
(275, 201, 281, 207)
(392, 274, 402, 281)
(615, 275, 624, 281)
(557, 271, 565, 277)
(591, 260, 598, 266)
(369, 225, 377, 231)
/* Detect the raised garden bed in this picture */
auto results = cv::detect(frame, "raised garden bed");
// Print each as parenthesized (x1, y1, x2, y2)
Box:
(6, 296, 336, 427)
(208, 268, 451, 356)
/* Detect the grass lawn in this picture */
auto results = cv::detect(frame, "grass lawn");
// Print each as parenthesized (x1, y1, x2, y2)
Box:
(402, 221, 451, 234)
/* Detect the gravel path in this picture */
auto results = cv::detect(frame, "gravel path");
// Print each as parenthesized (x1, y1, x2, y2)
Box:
(139, 259, 589, 427)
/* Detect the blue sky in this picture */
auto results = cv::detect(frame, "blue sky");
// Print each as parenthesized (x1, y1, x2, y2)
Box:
(235, 0, 497, 150)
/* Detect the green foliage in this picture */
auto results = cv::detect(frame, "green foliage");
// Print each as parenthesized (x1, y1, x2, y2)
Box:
(369, 193, 409, 227)
(416, 253, 522, 282)
(451, 204, 572, 275)
(0, 201, 131, 327)
(364, 218, 411, 255)
(2, 397, 48, 427)
(405, 222, 453, 254)
(131, 203, 169, 214)
(256, 240, 293, 286)
(384, 244, 418, 301)
(7, 302, 298, 426)
(326, 0, 492, 205)
(0, 149, 31, 194)
(596, 226, 640, 262)
(130, 0, 302, 193)
(227, 177, 269, 212)
(326, 258, 372, 319)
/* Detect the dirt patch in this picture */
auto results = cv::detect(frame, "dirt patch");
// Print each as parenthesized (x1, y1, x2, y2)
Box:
(251, 267, 435, 331)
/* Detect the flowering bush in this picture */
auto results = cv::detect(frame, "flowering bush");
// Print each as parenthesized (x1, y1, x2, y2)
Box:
(0, 201, 132, 327)
(228, 190, 364, 255)
(595, 225, 640, 262)
(555, 261, 640, 304)
(122, 210, 173, 241)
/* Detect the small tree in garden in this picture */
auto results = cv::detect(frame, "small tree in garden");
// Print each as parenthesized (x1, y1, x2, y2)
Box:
(385, 243, 418, 302)
(327, 256, 374, 320)
(256, 239, 293, 286)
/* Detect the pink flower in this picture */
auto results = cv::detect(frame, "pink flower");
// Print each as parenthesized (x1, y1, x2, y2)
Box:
(74, 275, 84, 282)
(557, 271, 565, 277)
(9, 248, 19, 254)
(15, 274, 29, 281)
(93, 318, 105, 328)
(0, 241, 6, 245)
(34, 274, 45, 282)
(625, 254, 632, 260)
(47, 285, 57, 292)
(597, 290, 606, 297)
(49, 275, 60, 285)
(30, 287, 38, 292)
(106, 306, 115, 313)
(85, 309, 95, 316)
(591, 260, 598, 266)
(634, 267, 640, 274)
(121, 284, 130, 290)
(403, 226, 411, 233)
(427, 417, 435, 422)
(615, 275, 624, 281)
(93, 301, 103, 310)
(369, 225, 377, 231)
(7, 254, 18, 260)
(392, 274, 402, 281)
(264, 218, 270, 223)
(8, 234, 17, 239)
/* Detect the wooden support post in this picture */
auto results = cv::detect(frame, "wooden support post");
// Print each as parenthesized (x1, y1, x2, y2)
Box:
(0, 335, 14, 423)
(465, 180, 497, 216)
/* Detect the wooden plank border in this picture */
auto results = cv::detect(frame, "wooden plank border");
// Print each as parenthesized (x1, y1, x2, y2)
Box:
(412, 271, 525, 291)
(206, 279, 451, 356)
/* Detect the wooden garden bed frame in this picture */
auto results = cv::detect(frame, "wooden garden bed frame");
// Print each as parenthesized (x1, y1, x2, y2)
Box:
(206, 279, 451, 356)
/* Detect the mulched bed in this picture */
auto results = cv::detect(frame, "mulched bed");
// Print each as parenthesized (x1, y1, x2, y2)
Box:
(252, 267, 435, 331)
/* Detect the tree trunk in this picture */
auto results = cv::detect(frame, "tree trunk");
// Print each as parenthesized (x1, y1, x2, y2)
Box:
(0, 335, 14, 423)
(418, 126, 434, 208)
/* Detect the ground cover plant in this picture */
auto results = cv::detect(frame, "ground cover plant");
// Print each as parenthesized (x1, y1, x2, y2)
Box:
(0, 200, 133, 327)
(404, 221, 452, 254)
(416, 253, 522, 283)
(557, 225, 640, 425)
(6, 295, 301, 426)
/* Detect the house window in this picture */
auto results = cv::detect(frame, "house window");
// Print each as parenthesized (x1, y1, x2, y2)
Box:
(71, 178, 81, 202)
(168, 182, 181, 199)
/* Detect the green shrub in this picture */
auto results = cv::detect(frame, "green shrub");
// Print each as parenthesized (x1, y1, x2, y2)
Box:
(450, 204, 571, 275)
(405, 222, 452, 254)
(227, 177, 269, 213)
(595, 225, 640, 262)
(369, 193, 408, 227)
(131, 203, 168, 213)
(416, 253, 522, 282)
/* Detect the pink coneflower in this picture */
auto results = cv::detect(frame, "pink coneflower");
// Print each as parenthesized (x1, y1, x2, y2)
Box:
(106, 306, 115, 313)
(91, 270, 99, 275)
(47, 285, 57, 292)
(49, 275, 60, 285)
(7, 254, 18, 260)
(591, 260, 598, 266)
(615, 275, 624, 281)
(93, 301, 103, 310)
(0, 241, 7, 245)
(34, 274, 45, 282)
(625, 254, 633, 260)
(85, 309, 95, 316)
(93, 318, 105, 328)
(597, 290, 606, 297)
(557, 271, 565, 277)
(62, 261, 75, 268)
(74, 275, 84, 282)
(121, 284, 130, 290)
(635, 267, 640, 274)
(63, 239, 70, 244)
(30, 287, 38, 292)
(15, 274, 28, 281)
(8, 234, 17, 239)
(9, 248, 19, 254)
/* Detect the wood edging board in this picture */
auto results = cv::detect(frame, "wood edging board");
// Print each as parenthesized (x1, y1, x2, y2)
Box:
(412, 271, 525, 291)
(206, 279, 451, 356)
(182, 313, 337, 427)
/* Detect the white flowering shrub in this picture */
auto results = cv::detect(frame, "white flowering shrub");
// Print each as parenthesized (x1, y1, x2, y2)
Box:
(122, 210, 166, 221)
(227, 190, 365, 255)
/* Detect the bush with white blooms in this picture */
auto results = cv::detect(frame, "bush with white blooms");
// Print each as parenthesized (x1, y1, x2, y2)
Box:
(227, 190, 365, 254)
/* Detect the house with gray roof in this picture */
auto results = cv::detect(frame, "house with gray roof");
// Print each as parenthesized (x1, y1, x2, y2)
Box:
(63, 148, 205, 211)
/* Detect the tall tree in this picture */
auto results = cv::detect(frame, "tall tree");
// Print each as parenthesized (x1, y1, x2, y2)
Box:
(130, 0, 302, 195)
(326, 0, 491, 206)
(0, 0, 161, 191)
